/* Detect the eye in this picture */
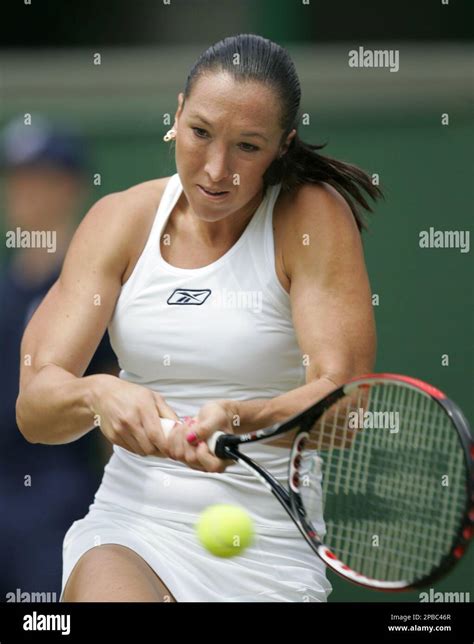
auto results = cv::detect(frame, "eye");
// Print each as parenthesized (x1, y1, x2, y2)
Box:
(191, 127, 208, 139)
(239, 142, 260, 153)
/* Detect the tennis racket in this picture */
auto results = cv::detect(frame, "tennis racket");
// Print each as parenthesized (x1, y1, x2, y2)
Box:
(161, 373, 473, 591)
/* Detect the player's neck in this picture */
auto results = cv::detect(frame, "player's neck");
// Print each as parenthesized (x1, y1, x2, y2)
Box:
(185, 187, 264, 247)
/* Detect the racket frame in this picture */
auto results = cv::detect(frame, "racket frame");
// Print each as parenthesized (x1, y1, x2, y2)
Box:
(214, 373, 473, 591)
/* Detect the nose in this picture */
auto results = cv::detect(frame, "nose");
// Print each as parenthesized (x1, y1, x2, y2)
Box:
(203, 143, 232, 185)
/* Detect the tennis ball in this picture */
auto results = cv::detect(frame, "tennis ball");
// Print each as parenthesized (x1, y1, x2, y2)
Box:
(196, 504, 254, 558)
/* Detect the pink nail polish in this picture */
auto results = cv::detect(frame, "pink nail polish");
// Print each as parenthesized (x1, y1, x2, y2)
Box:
(186, 431, 198, 444)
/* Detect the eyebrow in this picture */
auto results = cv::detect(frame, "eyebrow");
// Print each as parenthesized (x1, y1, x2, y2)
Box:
(189, 113, 268, 142)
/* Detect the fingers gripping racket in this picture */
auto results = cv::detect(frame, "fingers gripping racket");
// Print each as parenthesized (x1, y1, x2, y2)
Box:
(162, 374, 473, 592)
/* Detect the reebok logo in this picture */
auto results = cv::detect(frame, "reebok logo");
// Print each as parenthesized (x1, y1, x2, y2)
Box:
(167, 289, 211, 305)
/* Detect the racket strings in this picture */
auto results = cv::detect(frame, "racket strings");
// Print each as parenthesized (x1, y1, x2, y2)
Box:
(299, 382, 467, 583)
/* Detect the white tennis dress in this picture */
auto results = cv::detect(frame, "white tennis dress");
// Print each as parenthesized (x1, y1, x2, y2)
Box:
(60, 174, 332, 602)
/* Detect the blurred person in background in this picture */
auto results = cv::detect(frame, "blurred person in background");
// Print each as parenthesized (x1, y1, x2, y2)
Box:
(0, 116, 117, 601)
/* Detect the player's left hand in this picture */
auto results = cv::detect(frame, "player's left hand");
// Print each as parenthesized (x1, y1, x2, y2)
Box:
(166, 401, 235, 473)
(191, 400, 235, 440)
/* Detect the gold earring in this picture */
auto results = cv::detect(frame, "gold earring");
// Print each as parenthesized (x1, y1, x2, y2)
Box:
(163, 129, 176, 142)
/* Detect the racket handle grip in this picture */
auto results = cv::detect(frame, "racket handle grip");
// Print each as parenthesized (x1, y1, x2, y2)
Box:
(159, 418, 226, 456)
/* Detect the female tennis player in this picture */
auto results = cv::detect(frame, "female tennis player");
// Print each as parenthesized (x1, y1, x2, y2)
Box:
(16, 34, 380, 602)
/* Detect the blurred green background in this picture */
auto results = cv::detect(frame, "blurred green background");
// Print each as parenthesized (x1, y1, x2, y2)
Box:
(1, 0, 472, 602)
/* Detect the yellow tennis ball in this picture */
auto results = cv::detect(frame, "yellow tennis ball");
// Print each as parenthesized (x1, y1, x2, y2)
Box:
(196, 504, 254, 558)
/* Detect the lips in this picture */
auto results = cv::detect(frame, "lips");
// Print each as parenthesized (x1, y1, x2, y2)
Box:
(197, 185, 230, 199)
(200, 185, 229, 195)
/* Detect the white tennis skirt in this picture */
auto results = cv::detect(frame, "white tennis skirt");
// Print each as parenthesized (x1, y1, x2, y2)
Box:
(60, 442, 332, 602)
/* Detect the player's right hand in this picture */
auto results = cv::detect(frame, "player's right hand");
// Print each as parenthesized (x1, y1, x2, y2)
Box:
(90, 374, 180, 457)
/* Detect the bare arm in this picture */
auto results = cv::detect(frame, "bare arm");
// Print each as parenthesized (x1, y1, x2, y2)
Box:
(15, 184, 226, 472)
(223, 183, 376, 432)
(16, 192, 139, 444)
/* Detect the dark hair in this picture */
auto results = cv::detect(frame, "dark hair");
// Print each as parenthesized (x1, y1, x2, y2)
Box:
(183, 34, 382, 232)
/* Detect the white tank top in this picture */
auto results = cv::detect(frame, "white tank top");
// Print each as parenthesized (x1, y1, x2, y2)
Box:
(108, 173, 305, 415)
(103, 174, 323, 532)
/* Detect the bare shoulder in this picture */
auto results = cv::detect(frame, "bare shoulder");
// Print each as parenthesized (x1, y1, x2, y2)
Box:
(114, 176, 170, 225)
(283, 182, 358, 236)
(93, 176, 172, 284)
(279, 182, 362, 277)
(85, 176, 170, 236)
(121, 176, 170, 203)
